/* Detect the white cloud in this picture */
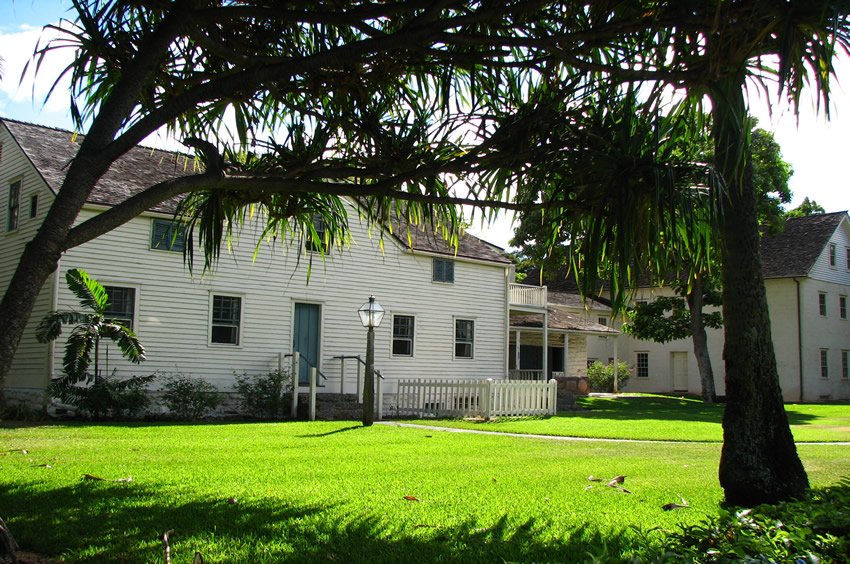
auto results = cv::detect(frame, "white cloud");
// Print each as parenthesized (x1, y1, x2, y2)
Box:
(0, 21, 76, 113)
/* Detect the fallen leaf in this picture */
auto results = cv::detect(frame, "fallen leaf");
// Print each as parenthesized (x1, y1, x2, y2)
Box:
(611, 485, 632, 494)
(116, 476, 133, 483)
(587, 475, 602, 482)
(34, 464, 52, 468)
(227, 497, 238, 504)
(82, 473, 106, 481)
(491, 477, 497, 482)
(403, 496, 421, 502)
(584, 485, 594, 491)
(662, 503, 689, 511)
(607, 475, 626, 487)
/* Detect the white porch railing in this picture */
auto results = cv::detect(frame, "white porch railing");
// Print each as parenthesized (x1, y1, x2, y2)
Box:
(509, 283, 548, 308)
(508, 369, 546, 381)
(395, 378, 557, 419)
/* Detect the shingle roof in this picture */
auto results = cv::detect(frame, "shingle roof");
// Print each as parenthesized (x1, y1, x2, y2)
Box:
(547, 290, 611, 311)
(392, 219, 512, 264)
(2, 117, 510, 264)
(2, 117, 193, 214)
(760, 211, 848, 278)
(510, 309, 618, 334)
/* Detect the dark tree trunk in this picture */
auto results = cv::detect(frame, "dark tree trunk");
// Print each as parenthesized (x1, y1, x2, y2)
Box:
(0, 154, 110, 407)
(686, 277, 717, 403)
(710, 76, 808, 506)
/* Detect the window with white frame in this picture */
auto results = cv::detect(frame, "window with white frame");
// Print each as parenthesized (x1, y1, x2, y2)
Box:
(432, 258, 455, 283)
(7, 179, 20, 232)
(150, 218, 187, 252)
(104, 286, 136, 329)
(829, 243, 837, 268)
(392, 315, 414, 357)
(454, 319, 474, 358)
(846, 247, 850, 270)
(820, 349, 829, 379)
(842, 350, 849, 379)
(636, 352, 649, 378)
(211, 295, 242, 345)
(819, 292, 827, 317)
(841, 295, 847, 320)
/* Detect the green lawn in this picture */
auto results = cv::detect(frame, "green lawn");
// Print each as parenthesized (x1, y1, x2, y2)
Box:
(1, 420, 848, 562)
(406, 395, 850, 443)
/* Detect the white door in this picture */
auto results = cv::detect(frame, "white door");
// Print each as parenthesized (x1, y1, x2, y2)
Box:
(671, 352, 688, 392)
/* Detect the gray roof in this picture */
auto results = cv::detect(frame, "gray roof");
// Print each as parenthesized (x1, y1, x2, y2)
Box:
(547, 290, 611, 312)
(510, 309, 618, 334)
(2, 117, 510, 264)
(760, 211, 848, 278)
(2, 117, 192, 214)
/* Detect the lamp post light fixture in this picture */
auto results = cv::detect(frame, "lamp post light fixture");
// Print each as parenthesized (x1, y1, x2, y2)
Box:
(357, 295, 384, 426)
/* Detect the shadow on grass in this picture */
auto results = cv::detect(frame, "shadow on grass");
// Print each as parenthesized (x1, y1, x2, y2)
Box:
(0, 481, 644, 563)
(564, 396, 819, 426)
(296, 424, 362, 438)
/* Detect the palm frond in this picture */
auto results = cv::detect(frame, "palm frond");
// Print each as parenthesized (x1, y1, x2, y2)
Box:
(65, 268, 108, 313)
(35, 310, 95, 343)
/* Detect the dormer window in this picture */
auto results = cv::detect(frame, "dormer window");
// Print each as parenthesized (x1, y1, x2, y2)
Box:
(432, 258, 454, 283)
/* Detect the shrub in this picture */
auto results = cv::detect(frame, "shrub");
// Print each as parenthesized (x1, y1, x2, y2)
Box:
(658, 477, 850, 562)
(160, 374, 222, 419)
(50, 372, 155, 419)
(233, 369, 293, 418)
(586, 361, 630, 393)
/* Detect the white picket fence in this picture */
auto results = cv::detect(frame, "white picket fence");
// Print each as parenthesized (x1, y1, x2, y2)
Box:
(394, 378, 557, 419)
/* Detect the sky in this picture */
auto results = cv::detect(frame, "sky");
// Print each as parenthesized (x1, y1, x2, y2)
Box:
(1, 1, 847, 249)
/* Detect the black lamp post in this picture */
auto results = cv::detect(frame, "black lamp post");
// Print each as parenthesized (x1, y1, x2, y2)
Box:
(357, 295, 384, 426)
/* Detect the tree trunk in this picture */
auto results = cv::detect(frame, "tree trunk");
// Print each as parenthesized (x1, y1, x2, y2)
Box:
(0, 154, 109, 407)
(711, 76, 808, 506)
(687, 277, 717, 403)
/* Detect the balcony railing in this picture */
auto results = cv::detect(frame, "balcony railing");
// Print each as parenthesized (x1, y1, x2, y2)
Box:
(509, 283, 547, 308)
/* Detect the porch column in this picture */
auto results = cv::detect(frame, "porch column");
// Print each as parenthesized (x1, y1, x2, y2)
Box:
(542, 310, 549, 379)
(563, 333, 570, 377)
(514, 329, 521, 370)
(612, 335, 619, 393)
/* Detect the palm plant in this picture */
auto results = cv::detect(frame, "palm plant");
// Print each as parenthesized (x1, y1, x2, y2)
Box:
(36, 268, 145, 400)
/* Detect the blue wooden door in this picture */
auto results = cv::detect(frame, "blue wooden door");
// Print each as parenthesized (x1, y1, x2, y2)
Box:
(293, 303, 321, 385)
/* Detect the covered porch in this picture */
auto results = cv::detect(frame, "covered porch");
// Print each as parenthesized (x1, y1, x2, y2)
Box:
(508, 308, 619, 382)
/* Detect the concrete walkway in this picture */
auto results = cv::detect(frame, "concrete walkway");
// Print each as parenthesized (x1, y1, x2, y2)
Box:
(375, 421, 850, 446)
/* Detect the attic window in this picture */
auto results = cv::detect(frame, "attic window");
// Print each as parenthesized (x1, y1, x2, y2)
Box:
(6, 179, 20, 232)
(29, 194, 38, 219)
(846, 247, 850, 270)
(432, 258, 454, 283)
(305, 215, 331, 253)
(0, 143, 3, 162)
(829, 243, 837, 268)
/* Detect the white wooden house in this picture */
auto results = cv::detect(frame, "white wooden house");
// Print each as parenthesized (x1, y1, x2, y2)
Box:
(0, 118, 612, 412)
(539, 212, 850, 402)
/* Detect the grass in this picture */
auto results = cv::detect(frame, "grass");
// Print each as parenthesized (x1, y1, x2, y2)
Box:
(1, 419, 848, 562)
(406, 395, 850, 443)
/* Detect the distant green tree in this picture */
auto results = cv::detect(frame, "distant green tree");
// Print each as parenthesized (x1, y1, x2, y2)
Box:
(751, 127, 794, 234)
(786, 197, 827, 218)
(622, 275, 724, 403)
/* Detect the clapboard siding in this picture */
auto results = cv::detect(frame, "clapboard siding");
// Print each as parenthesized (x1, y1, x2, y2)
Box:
(808, 216, 850, 285)
(55, 200, 509, 391)
(0, 123, 56, 396)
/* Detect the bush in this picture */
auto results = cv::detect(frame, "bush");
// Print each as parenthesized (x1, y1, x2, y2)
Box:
(233, 369, 293, 418)
(50, 373, 156, 419)
(658, 477, 850, 562)
(160, 374, 222, 419)
(586, 361, 630, 393)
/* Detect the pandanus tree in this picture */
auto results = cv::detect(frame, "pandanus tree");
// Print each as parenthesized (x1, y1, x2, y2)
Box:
(1, 0, 849, 506)
(35, 268, 145, 401)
